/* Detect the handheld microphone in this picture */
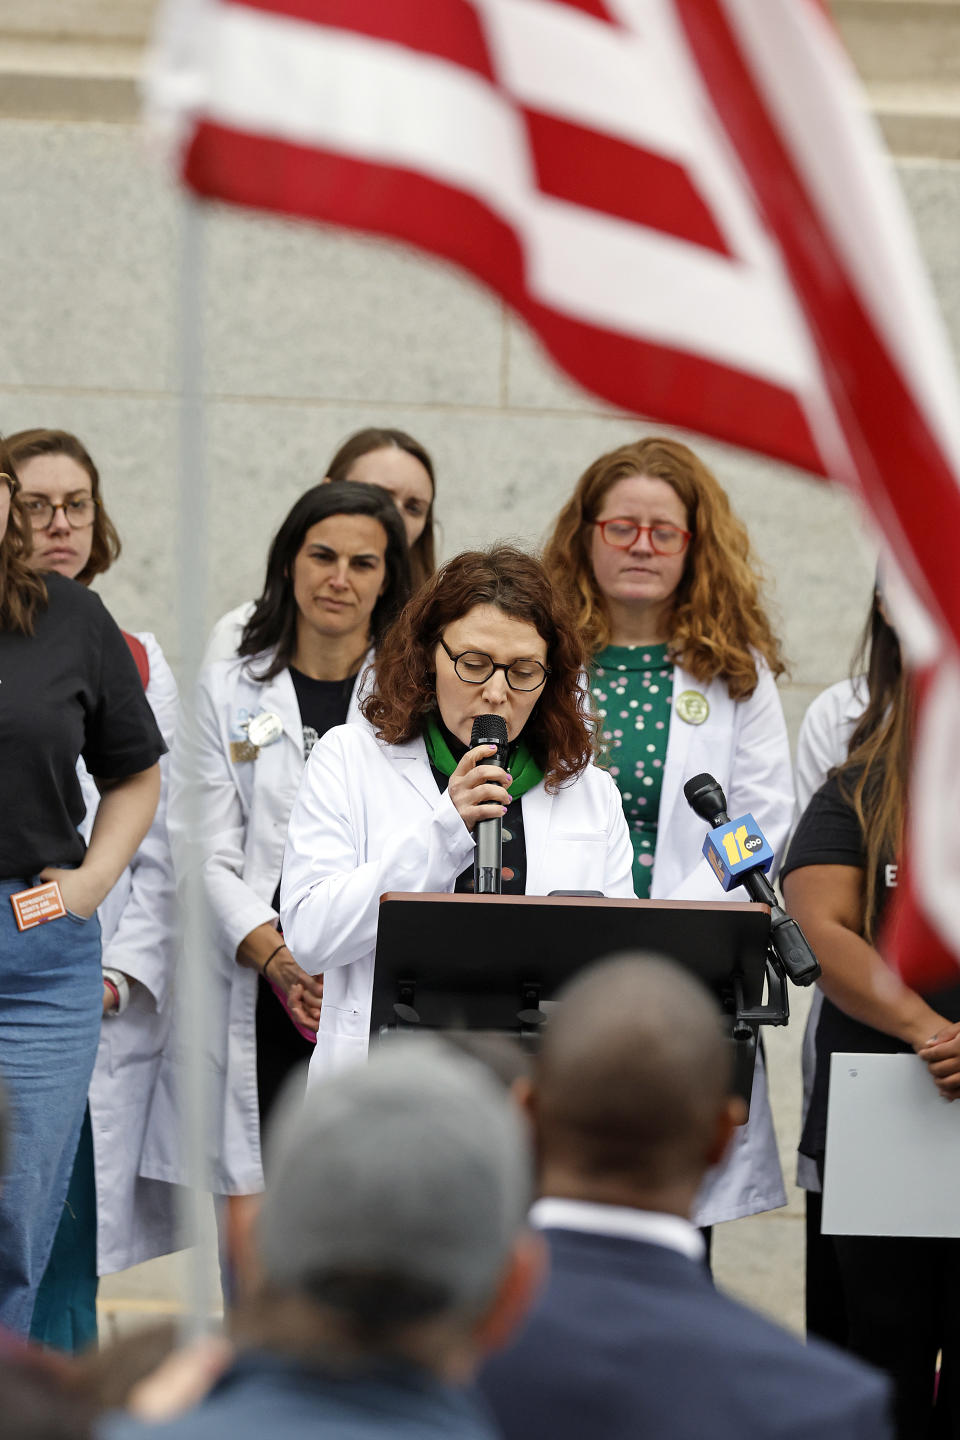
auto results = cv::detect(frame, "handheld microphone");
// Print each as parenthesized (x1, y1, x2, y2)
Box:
(683, 773, 821, 986)
(471, 714, 509, 895)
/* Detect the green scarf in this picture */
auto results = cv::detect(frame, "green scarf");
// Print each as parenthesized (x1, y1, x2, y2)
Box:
(424, 717, 544, 798)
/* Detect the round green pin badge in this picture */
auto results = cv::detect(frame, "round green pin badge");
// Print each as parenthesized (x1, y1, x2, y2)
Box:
(675, 690, 710, 725)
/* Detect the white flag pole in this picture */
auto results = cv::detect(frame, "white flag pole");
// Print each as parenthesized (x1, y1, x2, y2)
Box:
(175, 189, 220, 1338)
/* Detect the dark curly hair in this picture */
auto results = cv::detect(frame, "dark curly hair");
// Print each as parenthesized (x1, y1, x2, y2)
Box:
(363, 545, 593, 791)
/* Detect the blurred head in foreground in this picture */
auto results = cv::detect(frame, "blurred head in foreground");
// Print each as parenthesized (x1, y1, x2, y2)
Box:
(243, 1040, 542, 1380)
(529, 954, 744, 1218)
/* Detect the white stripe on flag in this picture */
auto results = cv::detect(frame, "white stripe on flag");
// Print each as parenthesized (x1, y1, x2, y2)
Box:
(202, 6, 824, 391)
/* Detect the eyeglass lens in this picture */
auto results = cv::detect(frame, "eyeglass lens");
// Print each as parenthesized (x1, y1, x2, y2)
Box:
(22, 497, 96, 530)
(445, 644, 547, 692)
(598, 520, 688, 554)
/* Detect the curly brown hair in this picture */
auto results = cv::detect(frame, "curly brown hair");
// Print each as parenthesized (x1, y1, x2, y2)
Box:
(0, 447, 46, 634)
(5, 428, 121, 586)
(543, 438, 785, 700)
(363, 545, 593, 791)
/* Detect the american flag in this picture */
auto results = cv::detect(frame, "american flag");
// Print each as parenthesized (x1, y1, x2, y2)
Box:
(147, 0, 960, 987)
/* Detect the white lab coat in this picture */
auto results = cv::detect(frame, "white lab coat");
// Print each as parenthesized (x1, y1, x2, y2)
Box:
(79, 632, 182, 1274)
(280, 725, 636, 1086)
(649, 660, 795, 901)
(203, 601, 255, 666)
(794, 676, 865, 816)
(639, 659, 795, 1226)
(793, 675, 866, 1190)
(147, 647, 373, 1195)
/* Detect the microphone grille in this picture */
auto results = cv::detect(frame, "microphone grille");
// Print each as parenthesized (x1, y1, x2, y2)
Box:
(470, 714, 509, 749)
(683, 772, 728, 823)
(683, 773, 718, 804)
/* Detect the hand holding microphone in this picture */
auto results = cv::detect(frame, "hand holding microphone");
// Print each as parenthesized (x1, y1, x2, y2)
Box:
(447, 716, 511, 833)
(449, 716, 511, 895)
(684, 772, 821, 986)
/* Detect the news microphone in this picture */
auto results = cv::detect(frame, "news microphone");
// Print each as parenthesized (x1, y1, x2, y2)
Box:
(471, 714, 509, 895)
(683, 773, 821, 986)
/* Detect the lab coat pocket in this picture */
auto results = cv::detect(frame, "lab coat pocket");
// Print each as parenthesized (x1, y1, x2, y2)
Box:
(548, 833, 606, 894)
(319, 1003, 366, 1039)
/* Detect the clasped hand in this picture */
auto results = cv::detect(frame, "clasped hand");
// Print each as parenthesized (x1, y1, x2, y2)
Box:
(270, 947, 324, 1034)
(917, 1020, 960, 1099)
(447, 744, 512, 833)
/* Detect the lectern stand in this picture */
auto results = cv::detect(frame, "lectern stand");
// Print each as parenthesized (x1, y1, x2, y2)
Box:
(370, 893, 784, 1105)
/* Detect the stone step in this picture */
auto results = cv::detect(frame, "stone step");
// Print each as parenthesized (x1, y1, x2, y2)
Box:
(0, 6, 958, 157)
(0, 37, 140, 121)
(0, 1, 155, 42)
(832, 0, 960, 87)
(870, 80, 960, 159)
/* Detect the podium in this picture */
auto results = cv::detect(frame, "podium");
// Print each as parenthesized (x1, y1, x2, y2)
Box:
(371, 893, 787, 1105)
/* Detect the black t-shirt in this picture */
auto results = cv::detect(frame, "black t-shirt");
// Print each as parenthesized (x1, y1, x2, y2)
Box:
(269, 667, 357, 912)
(0, 573, 167, 879)
(289, 666, 356, 762)
(781, 772, 960, 1158)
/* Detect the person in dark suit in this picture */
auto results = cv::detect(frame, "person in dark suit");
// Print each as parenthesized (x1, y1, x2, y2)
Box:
(477, 955, 893, 1440)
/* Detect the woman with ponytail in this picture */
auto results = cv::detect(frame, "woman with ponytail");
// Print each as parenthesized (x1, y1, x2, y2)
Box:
(782, 601, 960, 1439)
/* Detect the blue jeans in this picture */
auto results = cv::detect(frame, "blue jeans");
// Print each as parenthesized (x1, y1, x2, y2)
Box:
(0, 879, 102, 1334)
(30, 1106, 99, 1352)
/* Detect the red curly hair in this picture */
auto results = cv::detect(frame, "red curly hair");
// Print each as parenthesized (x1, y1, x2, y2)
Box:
(543, 438, 785, 700)
(364, 545, 593, 791)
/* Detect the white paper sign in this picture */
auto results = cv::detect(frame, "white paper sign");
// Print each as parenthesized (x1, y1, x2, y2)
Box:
(823, 1052, 960, 1238)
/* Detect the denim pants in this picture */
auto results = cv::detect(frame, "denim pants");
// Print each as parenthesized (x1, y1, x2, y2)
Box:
(0, 879, 102, 1335)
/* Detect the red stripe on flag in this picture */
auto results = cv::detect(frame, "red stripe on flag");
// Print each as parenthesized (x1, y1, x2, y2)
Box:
(184, 121, 823, 473)
(882, 859, 959, 995)
(524, 108, 732, 256)
(677, 0, 960, 653)
(226, 0, 496, 82)
(549, 0, 618, 20)
(883, 667, 960, 991)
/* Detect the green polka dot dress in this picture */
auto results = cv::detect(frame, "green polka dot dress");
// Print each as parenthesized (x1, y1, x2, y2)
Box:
(589, 643, 674, 900)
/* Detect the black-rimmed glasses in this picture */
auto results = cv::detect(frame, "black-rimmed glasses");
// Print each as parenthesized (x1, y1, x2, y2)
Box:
(21, 494, 98, 530)
(594, 518, 691, 556)
(439, 637, 549, 692)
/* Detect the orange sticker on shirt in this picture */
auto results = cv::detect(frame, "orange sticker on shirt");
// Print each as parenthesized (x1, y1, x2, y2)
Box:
(10, 881, 67, 931)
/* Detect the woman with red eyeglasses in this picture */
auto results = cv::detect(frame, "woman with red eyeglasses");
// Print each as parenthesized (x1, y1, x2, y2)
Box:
(544, 437, 794, 1239)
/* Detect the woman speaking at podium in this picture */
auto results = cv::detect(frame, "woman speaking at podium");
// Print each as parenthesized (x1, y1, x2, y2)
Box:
(543, 437, 794, 1234)
(281, 545, 634, 1085)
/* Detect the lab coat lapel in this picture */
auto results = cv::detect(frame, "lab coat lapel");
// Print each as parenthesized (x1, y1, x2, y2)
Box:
(390, 736, 443, 810)
(657, 664, 699, 854)
(254, 666, 304, 755)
